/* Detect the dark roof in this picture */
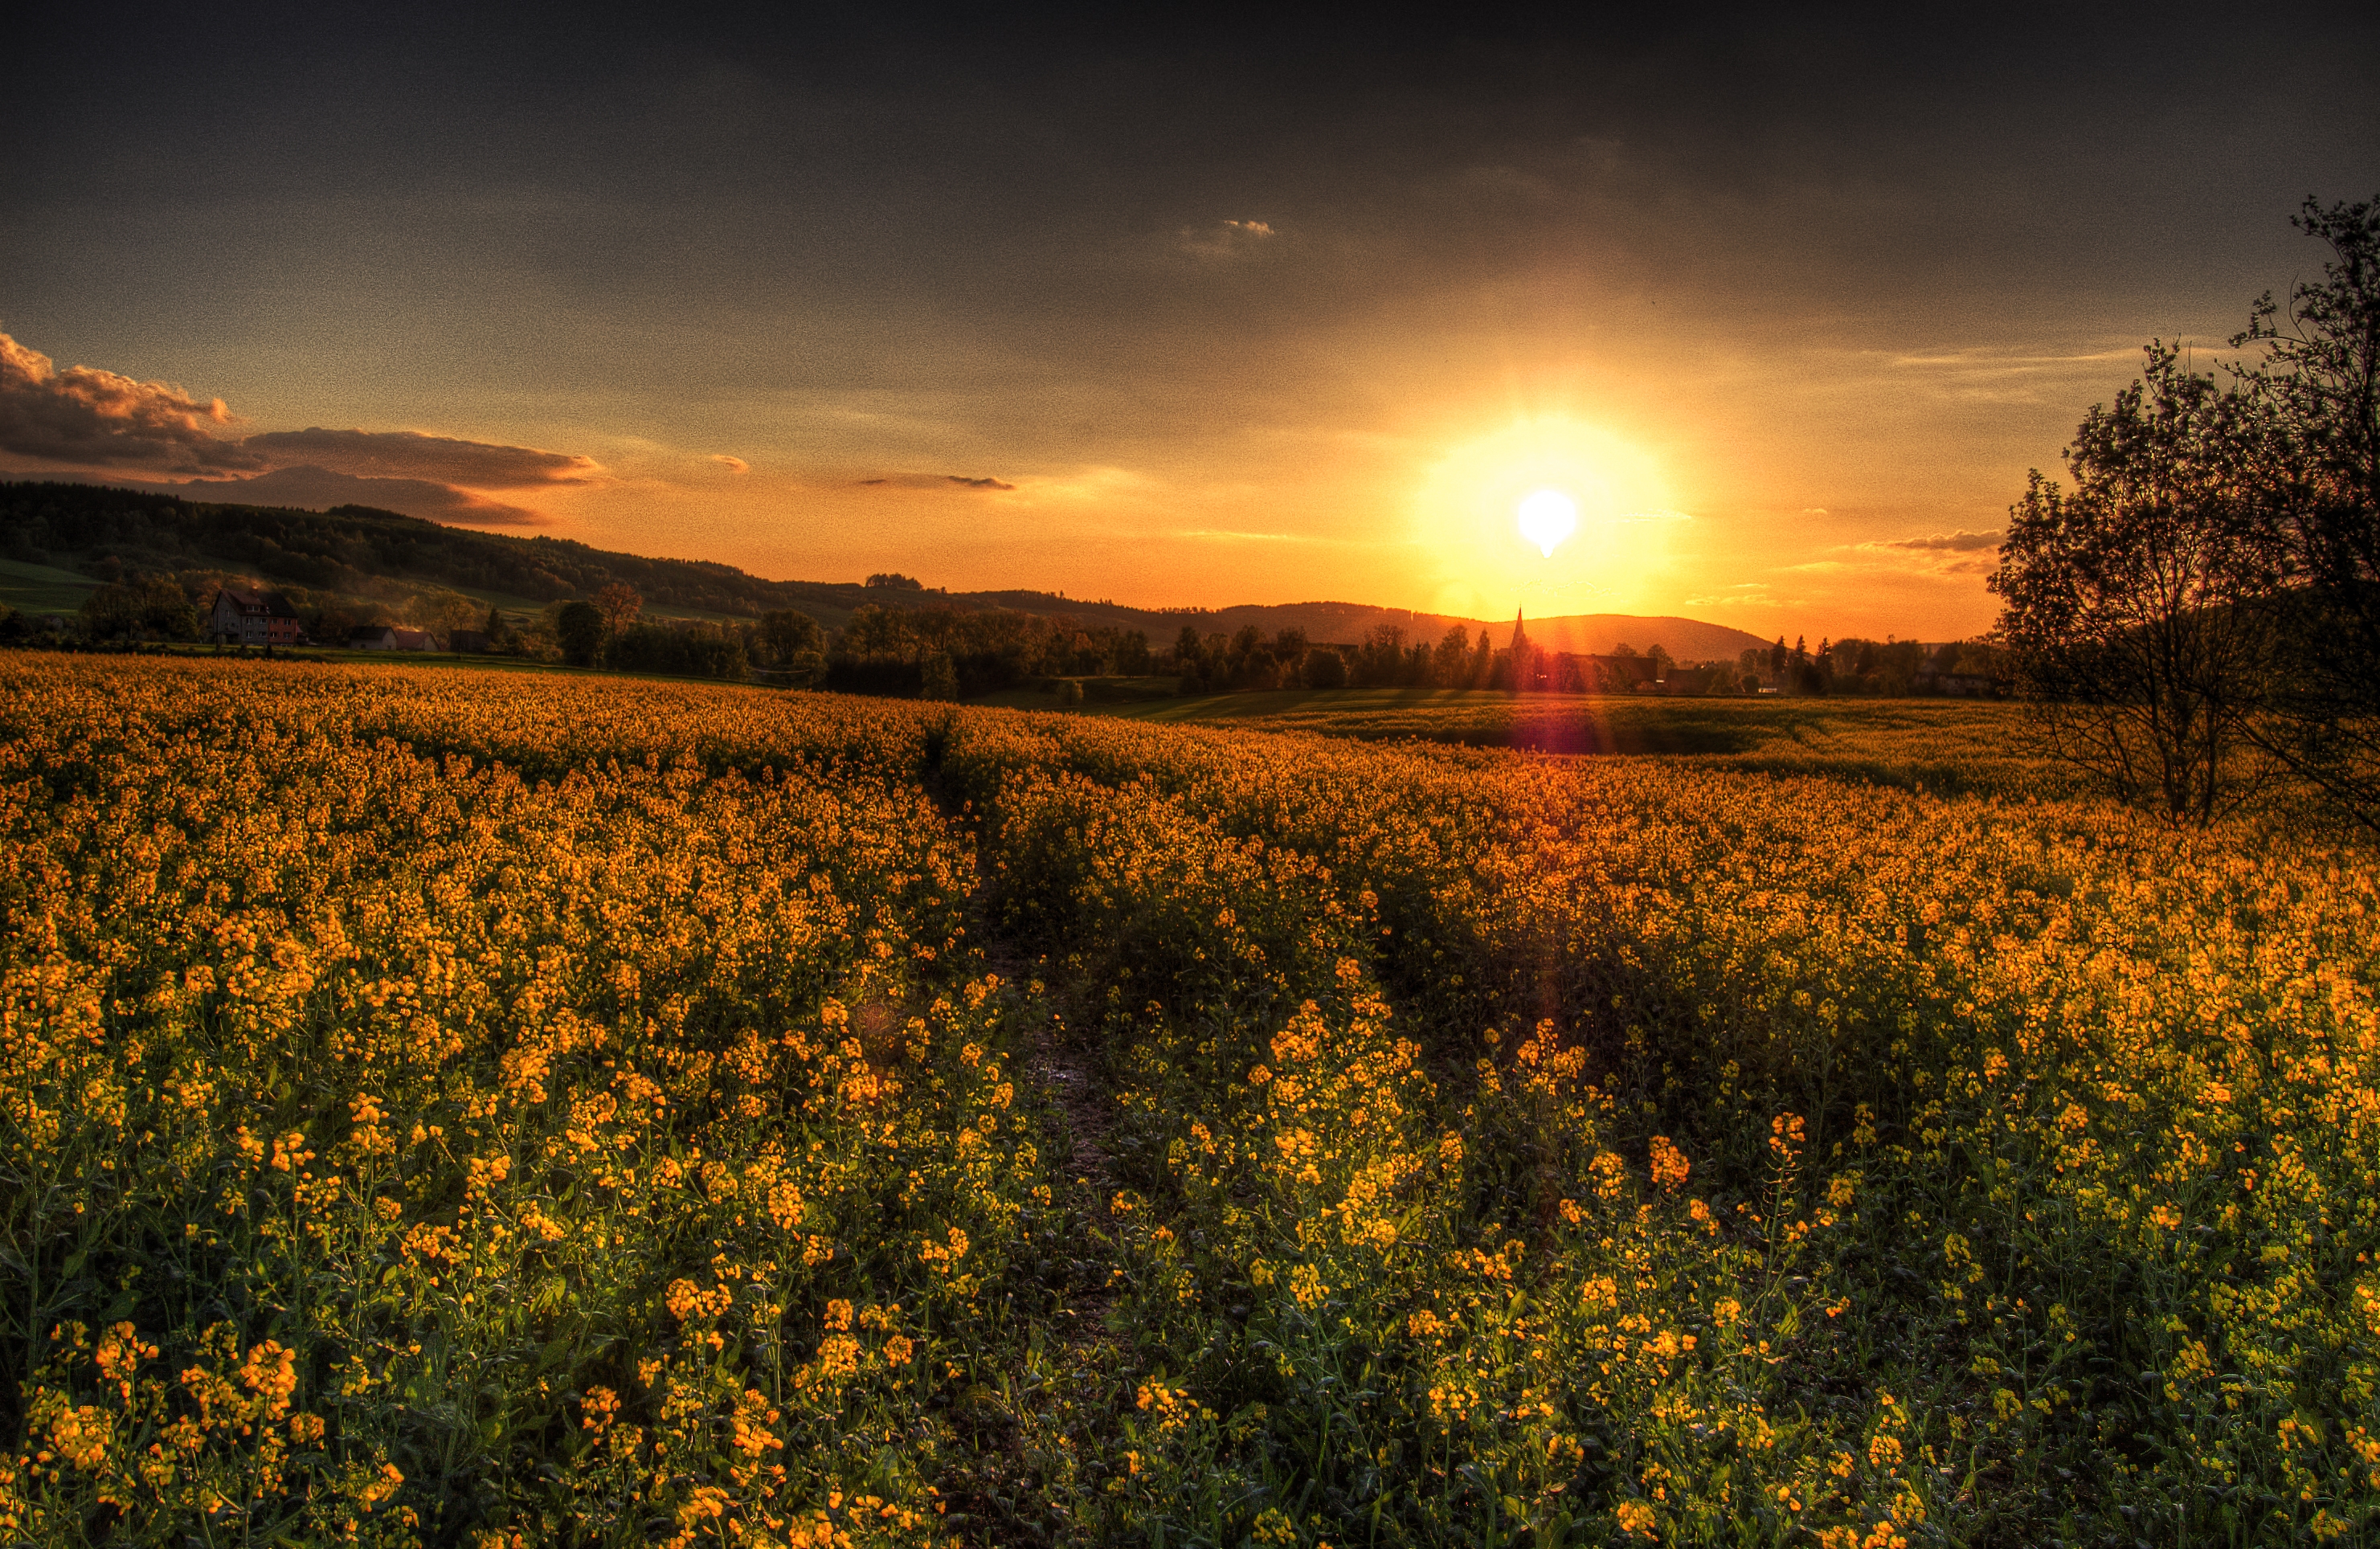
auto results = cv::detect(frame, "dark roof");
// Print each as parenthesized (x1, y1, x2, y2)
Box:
(219, 586, 298, 617)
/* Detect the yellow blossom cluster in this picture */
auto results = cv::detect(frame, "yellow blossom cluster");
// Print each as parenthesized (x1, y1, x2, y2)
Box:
(0, 657, 1041, 1546)
(5, 654, 2377, 1547)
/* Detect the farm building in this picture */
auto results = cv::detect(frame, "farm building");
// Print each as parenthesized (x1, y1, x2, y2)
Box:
(348, 625, 438, 652)
(206, 587, 305, 647)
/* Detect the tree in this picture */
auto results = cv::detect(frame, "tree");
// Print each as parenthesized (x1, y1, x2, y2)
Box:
(1352, 623, 1405, 688)
(1433, 624, 1470, 686)
(80, 575, 198, 641)
(594, 582, 643, 635)
(1989, 344, 2282, 824)
(757, 609, 823, 664)
(482, 604, 512, 650)
(1270, 627, 1310, 686)
(78, 583, 141, 640)
(556, 599, 606, 667)
(2232, 194, 2380, 827)
(1303, 647, 1347, 689)
(1173, 624, 1207, 689)
(754, 609, 825, 685)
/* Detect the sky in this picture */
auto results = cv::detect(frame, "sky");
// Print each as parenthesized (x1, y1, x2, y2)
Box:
(5, 3, 2376, 640)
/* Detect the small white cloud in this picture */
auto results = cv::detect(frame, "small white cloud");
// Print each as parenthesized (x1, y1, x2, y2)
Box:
(1180, 219, 1279, 260)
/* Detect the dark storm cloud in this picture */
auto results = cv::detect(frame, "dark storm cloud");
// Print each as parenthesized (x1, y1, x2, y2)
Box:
(18, 4, 2373, 342)
(243, 428, 600, 488)
(6, 2, 2371, 450)
(0, 327, 263, 472)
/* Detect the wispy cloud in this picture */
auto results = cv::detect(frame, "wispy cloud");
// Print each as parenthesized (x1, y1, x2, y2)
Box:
(1886, 347, 2138, 371)
(711, 454, 750, 472)
(1180, 218, 1278, 260)
(243, 427, 601, 487)
(1174, 528, 1339, 544)
(854, 472, 1016, 491)
(1836, 529, 2006, 578)
(1684, 583, 1797, 610)
(1870, 529, 2002, 553)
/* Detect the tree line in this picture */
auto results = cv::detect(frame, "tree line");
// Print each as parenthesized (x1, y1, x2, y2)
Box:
(12, 569, 2006, 707)
(1989, 195, 2380, 829)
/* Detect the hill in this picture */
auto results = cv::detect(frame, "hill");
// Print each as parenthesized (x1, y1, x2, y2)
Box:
(0, 480, 1772, 657)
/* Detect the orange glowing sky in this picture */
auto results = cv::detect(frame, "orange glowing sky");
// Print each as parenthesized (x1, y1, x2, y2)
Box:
(6, 6, 2375, 639)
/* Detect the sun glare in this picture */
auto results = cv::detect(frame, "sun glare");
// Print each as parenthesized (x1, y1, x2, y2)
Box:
(1516, 488, 1576, 557)
(1410, 415, 1677, 619)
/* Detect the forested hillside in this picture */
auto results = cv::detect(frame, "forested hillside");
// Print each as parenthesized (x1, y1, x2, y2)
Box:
(0, 481, 1772, 653)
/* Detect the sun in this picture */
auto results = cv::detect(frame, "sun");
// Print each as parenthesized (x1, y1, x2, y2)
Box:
(1409, 415, 1677, 618)
(1516, 488, 1577, 557)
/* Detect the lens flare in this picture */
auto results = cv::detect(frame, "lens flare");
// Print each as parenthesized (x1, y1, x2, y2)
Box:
(1516, 488, 1577, 557)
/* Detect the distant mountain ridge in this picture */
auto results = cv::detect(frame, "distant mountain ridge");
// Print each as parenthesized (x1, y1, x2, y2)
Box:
(0, 480, 1773, 660)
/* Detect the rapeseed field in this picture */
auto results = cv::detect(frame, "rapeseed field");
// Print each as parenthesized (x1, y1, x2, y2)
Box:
(4, 656, 2375, 1547)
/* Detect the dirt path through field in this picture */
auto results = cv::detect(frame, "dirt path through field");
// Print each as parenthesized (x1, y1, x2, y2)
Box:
(1027, 1012, 1122, 1351)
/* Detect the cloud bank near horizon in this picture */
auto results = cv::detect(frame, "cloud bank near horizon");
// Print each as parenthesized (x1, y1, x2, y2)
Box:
(0, 330, 263, 473)
(243, 427, 599, 488)
(0, 327, 592, 526)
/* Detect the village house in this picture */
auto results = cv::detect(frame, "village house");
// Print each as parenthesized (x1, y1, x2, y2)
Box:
(347, 624, 438, 652)
(206, 586, 305, 647)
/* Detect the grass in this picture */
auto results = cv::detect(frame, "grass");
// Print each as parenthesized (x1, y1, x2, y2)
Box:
(979, 683, 2050, 795)
(0, 558, 102, 618)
